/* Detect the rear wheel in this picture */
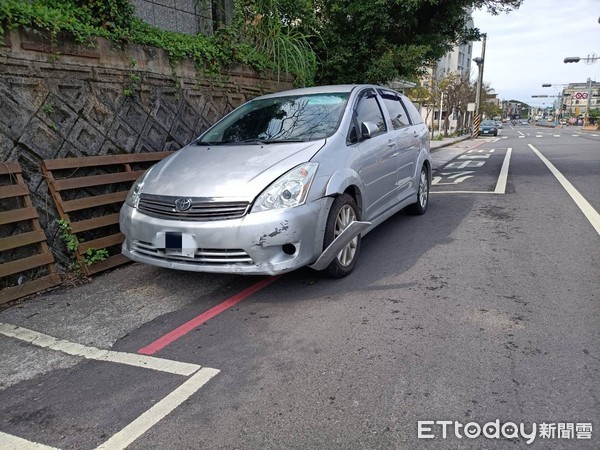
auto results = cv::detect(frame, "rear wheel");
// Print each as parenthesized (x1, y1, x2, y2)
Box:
(406, 165, 429, 215)
(320, 193, 361, 278)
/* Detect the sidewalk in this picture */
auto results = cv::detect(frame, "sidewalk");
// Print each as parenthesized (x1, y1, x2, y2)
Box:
(430, 134, 472, 151)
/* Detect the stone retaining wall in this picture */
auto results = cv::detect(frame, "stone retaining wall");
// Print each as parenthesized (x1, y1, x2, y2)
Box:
(0, 28, 293, 269)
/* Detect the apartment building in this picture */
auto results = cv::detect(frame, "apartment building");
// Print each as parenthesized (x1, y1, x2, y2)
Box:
(562, 80, 599, 120)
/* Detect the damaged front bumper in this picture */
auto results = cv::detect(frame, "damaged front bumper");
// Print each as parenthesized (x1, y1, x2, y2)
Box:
(119, 197, 333, 275)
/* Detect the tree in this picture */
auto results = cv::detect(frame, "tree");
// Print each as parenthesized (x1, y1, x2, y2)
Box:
(312, 0, 523, 84)
(438, 73, 475, 135)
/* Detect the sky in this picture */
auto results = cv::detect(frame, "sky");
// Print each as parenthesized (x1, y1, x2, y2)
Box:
(471, 0, 600, 106)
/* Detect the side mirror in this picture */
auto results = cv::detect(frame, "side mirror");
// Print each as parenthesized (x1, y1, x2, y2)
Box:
(361, 121, 378, 139)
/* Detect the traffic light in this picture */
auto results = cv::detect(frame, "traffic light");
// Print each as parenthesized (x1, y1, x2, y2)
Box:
(562, 104, 567, 110)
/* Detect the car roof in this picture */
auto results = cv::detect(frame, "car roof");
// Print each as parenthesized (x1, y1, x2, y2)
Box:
(254, 84, 406, 100)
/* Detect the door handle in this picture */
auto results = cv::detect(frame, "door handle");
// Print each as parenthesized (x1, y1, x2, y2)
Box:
(387, 140, 395, 148)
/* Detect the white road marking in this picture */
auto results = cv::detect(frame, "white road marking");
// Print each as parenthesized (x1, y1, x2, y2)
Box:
(518, 136, 525, 138)
(572, 134, 579, 137)
(494, 148, 512, 194)
(553, 135, 560, 137)
(95, 367, 220, 450)
(518, 131, 525, 136)
(592, 134, 599, 137)
(489, 149, 495, 153)
(0, 432, 60, 450)
(444, 160, 485, 169)
(458, 154, 490, 159)
(529, 144, 600, 236)
(467, 150, 474, 153)
(501, 136, 508, 139)
(432, 148, 511, 195)
(0, 323, 201, 376)
(431, 190, 499, 194)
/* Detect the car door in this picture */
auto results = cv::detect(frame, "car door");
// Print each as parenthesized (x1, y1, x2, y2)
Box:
(378, 90, 419, 201)
(400, 95, 427, 198)
(347, 89, 398, 221)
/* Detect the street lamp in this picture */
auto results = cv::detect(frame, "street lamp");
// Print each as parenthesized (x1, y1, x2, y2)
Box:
(564, 54, 598, 64)
(542, 83, 569, 126)
(472, 33, 487, 137)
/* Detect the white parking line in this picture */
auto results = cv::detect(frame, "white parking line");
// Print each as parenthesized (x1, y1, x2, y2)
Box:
(494, 148, 512, 194)
(0, 323, 221, 450)
(529, 144, 600, 235)
(95, 367, 220, 450)
(0, 432, 60, 450)
(0, 323, 201, 376)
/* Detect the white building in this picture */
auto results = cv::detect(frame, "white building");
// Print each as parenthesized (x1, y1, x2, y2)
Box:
(416, 9, 475, 133)
(434, 9, 474, 81)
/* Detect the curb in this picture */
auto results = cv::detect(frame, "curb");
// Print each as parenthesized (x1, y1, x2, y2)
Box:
(431, 135, 472, 152)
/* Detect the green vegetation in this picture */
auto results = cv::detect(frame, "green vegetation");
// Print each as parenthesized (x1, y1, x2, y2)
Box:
(0, 0, 278, 81)
(56, 219, 79, 253)
(56, 219, 108, 268)
(83, 247, 109, 266)
(0, 0, 523, 86)
(41, 103, 55, 114)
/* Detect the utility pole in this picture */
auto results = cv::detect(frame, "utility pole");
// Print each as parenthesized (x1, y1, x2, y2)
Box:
(585, 77, 592, 126)
(473, 33, 487, 137)
(430, 64, 436, 139)
(438, 92, 444, 135)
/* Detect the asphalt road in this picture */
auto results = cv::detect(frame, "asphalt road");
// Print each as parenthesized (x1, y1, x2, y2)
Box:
(0, 124, 598, 449)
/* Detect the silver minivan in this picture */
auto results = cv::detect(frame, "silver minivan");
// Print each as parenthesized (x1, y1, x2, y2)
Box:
(120, 85, 431, 277)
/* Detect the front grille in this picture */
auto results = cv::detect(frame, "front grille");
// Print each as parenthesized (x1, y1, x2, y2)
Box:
(138, 194, 249, 221)
(132, 241, 254, 265)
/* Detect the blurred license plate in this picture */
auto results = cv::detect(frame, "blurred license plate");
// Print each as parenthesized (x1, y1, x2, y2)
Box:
(158, 232, 196, 258)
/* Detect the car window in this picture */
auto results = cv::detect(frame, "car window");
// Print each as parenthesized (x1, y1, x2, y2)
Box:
(353, 90, 387, 139)
(379, 92, 411, 129)
(198, 93, 349, 144)
(400, 97, 423, 125)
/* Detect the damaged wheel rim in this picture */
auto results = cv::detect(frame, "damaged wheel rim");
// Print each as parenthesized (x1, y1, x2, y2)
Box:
(335, 205, 357, 266)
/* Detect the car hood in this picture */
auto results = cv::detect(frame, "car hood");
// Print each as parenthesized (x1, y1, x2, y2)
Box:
(140, 140, 325, 199)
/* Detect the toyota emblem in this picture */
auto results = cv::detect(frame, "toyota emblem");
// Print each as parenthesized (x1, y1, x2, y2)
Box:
(174, 197, 192, 212)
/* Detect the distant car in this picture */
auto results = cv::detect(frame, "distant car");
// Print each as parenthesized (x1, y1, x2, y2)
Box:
(120, 84, 431, 278)
(520, 120, 528, 125)
(479, 120, 498, 136)
(495, 121, 503, 129)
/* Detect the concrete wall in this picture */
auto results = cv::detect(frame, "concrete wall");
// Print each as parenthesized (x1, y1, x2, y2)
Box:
(0, 28, 293, 268)
(131, 0, 214, 35)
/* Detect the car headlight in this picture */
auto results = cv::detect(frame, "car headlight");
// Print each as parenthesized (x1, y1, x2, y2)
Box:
(125, 167, 153, 208)
(251, 162, 318, 212)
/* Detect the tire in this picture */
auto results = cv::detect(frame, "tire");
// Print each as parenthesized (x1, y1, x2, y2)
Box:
(406, 165, 429, 215)
(320, 193, 361, 278)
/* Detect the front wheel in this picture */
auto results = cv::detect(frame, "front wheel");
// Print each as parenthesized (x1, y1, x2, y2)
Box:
(320, 193, 361, 278)
(406, 165, 429, 215)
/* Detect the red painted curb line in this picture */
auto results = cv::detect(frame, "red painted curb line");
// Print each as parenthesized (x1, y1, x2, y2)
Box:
(138, 276, 281, 355)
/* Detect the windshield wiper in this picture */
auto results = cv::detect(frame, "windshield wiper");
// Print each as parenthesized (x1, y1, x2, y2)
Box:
(238, 139, 306, 144)
(194, 140, 225, 146)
